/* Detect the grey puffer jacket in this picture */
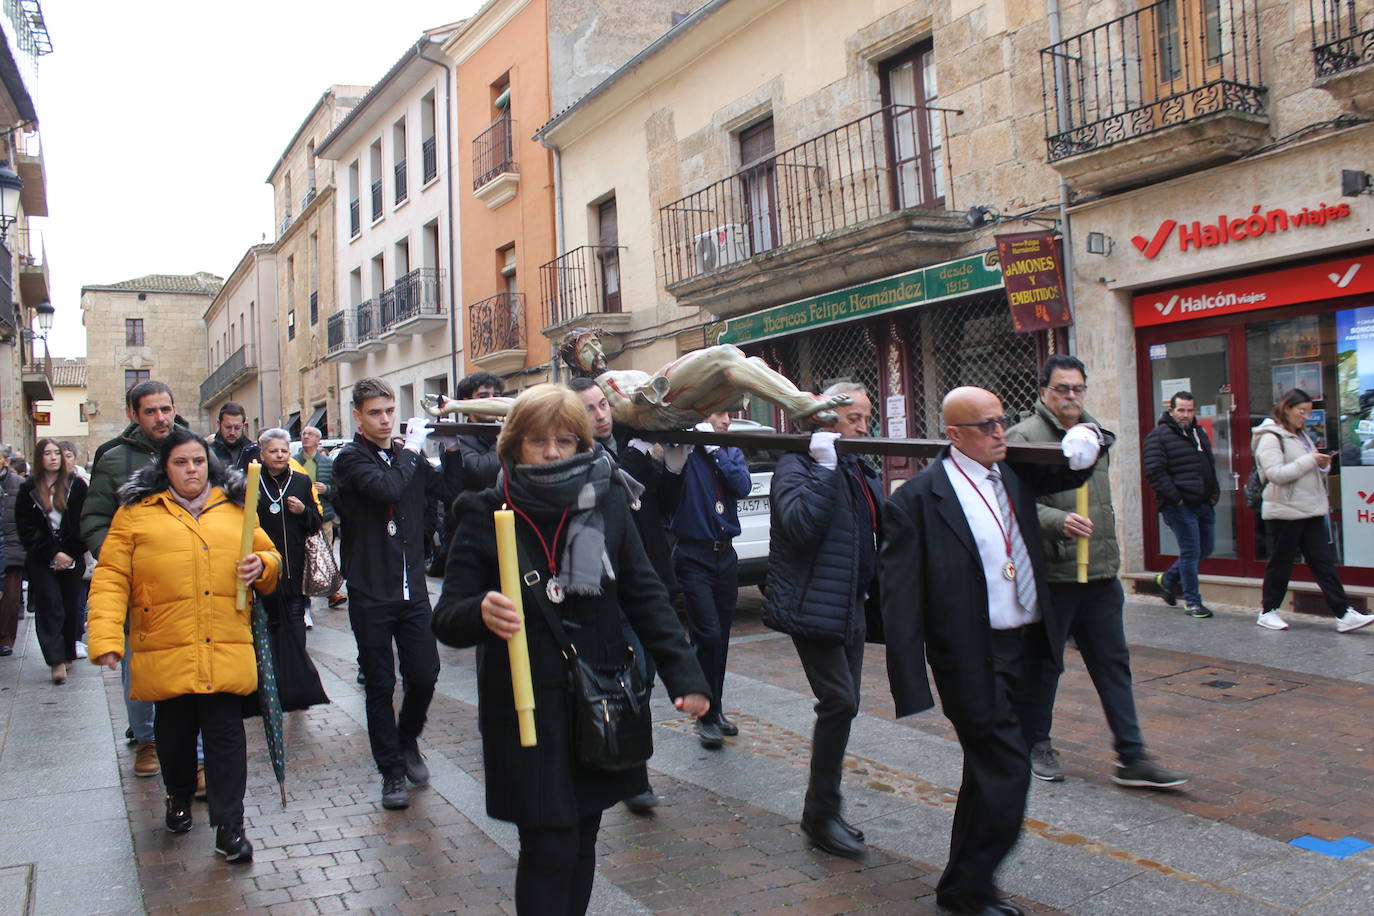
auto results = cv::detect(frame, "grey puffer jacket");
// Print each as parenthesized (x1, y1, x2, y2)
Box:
(1252, 419, 1329, 521)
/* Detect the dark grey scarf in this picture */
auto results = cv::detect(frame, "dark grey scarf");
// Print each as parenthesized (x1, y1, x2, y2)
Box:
(500, 445, 643, 596)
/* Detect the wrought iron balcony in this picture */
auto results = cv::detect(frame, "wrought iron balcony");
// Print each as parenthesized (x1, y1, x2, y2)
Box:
(395, 159, 408, 204)
(279, 213, 292, 237)
(356, 298, 379, 350)
(13, 227, 49, 306)
(467, 291, 525, 364)
(1040, 0, 1266, 176)
(539, 246, 626, 330)
(370, 178, 383, 221)
(349, 198, 360, 237)
(300, 186, 316, 210)
(21, 352, 52, 402)
(200, 344, 257, 406)
(473, 115, 517, 190)
(326, 309, 364, 361)
(422, 136, 437, 183)
(1313, 0, 1374, 76)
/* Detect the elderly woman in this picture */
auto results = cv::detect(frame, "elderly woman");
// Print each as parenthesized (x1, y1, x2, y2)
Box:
(87, 427, 280, 864)
(432, 383, 710, 916)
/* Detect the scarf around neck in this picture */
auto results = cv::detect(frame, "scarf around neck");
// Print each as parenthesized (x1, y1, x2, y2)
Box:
(167, 484, 212, 518)
(499, 445, 644, 596)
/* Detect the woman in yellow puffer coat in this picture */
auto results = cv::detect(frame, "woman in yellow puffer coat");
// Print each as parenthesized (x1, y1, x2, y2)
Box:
(87, 427, 280, 864)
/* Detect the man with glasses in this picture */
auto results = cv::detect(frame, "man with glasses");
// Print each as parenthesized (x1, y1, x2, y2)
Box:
(1008, 356, 1186, 791)
(1143, 390, 1220, 619)
(882, 386, 1102, 916)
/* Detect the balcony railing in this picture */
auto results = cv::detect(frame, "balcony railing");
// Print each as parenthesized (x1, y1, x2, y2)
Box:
(467, 292, 524, 358)
(657, 105, 945, 288)
(279, 213, 292, 237)
(539, 246, 623, 327)
(200, 344, 256, 405)
(327, 309, 355, 353)
(370, 179, 383, 221)
(356, 298, 376, 343)
(422, 136, 437, 183)
(394, 268, 443, 326)
(349, 198, 360, 236)
(395, 159, 408, 204)
(1040, 0, 1265, 162)
(473, 115, 516, 189)
(300, 186, 316, 210)
(1312, 0, 1374, 76)
(379, 286, 397, 331)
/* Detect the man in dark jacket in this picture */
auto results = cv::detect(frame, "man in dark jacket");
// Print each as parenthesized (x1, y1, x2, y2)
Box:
(1008, 356, 1186, 790)
(1142, 391, 1220, 618)
(436, 371, 504, 574)
(669, 410, 752, 750)
(762, 382, 882, 859)
(333, 377, 445, 810)
(208, 402, 260, 472)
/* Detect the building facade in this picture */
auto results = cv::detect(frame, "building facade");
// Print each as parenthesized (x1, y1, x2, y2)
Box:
(267, 84, 369, 438)
(319, 29, 458, 429)
(201, 244, 279, 433)
(33, 357, 89, 461)
(79, 273, 221, 444)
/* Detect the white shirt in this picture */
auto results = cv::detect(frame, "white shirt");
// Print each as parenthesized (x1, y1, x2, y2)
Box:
(942, 447, 1039, 630)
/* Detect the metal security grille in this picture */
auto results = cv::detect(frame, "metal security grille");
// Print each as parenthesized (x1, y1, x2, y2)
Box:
(768, 322, 880, 437)
(903, 295, 1039, 439)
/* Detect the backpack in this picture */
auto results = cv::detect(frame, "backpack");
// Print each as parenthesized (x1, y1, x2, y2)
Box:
(1245, 428, 1282, 511)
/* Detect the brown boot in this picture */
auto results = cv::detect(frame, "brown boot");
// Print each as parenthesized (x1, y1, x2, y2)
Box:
(50, 664, 66, 684)
(134, 742, 160, 777)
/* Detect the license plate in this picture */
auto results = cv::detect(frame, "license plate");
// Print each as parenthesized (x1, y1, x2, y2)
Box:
(737, 496, 769, 516)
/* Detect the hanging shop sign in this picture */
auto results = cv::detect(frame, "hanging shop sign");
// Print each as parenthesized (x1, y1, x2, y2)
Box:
(1130, 202, 1355, 259)
(31, 411, 49, 425)
(714, 251, 1002, 346)
(993, 230, 1072, 332)
(1132, 253, 1374, 328)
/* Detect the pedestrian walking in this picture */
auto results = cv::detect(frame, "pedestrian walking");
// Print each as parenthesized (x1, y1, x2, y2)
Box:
(15, 439, 87, 684)
(1007, 356, 1186, 789)
(333, 377, 444, 810)
(881, 386, 1100, 915)
(432, 384, 709, 916)
(208, 402, 260, 471)
(1143, 390, 1220, 618)
(1252, 388, 1374, 633)
(0, 450, 23, 658)
(762, 381, 882, 859)
(87, 427, 281, 864)
(295, 425, 345, 608)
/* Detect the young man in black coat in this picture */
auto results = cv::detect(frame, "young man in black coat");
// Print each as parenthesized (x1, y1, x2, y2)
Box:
(333, 377, 445, 810)
(881, 386, 1101, 916)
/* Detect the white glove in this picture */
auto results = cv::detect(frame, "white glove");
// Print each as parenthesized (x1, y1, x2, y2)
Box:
(1061, 423, 1101, 471)
(694, 421, 720, 454)
(403, 417, 432, 453)
(809, 430, 840, 470)
(663, 443, 692, 474)
(626, 438, 652, 455)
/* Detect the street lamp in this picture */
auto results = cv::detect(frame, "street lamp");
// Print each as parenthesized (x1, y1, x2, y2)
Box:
(0, 163, 21, 243)
(34, 300, 53, 333)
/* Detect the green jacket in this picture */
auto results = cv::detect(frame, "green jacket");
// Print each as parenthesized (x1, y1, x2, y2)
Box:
(1006, 401, 1120, 583)
(81, 417, 189, 558)
(293, 446, 336, 522)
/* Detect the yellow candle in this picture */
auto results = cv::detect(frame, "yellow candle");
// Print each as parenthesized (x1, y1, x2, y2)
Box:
(495, 508, 537, 747)
(1075, 482, 1090, 584)
(237, 461, 262, 610)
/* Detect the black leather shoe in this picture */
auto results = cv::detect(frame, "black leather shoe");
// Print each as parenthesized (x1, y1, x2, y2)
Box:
(623, 790, 659, 814)
(837, 816, 864, 843)
(381, 774, 410, 809)
(401, 737, 429, 786)
(0, 645, 11, 656)
(800, 815, 865, 859)
(718, 716, 739, 737)
(214, 824, 253, 863)
(696, 719, 724, 749)
(164, 795, 192, 834)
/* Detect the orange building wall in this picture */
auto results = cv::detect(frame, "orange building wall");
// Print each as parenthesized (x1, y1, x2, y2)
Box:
(454, 0, 558, 375)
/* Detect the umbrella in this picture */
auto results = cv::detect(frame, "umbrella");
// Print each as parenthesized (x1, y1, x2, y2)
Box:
(251, 596, 288, 806)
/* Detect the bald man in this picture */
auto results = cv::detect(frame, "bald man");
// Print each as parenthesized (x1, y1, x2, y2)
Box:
(881, 387, 1103, 916)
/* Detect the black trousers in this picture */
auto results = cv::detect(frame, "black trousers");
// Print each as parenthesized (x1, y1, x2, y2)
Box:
(26, 558, 83, 667)
(1028, 579, 1145, 763)
(1262, 515, 1348, 615)
(792, 630, 865, 820)
(937, 626, 1038, 909)
(154, 692, 247, 827)
(674, 539, 737, 721)
(515, 812, 602, 916)
(347, 596, 440, 777)
(0, 566, 22, 649)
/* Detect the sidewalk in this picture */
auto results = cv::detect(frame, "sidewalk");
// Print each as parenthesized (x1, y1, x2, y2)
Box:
(2, 585, 1373, 913)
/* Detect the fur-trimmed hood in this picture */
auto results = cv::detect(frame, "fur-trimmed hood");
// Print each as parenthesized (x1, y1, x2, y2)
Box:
(118, 463, 248, 507)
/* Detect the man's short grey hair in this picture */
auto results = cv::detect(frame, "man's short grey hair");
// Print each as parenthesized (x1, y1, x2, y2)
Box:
(258, 427, 291, 449)
(302, 426, 322, 438)
(821, 381, 868, 400)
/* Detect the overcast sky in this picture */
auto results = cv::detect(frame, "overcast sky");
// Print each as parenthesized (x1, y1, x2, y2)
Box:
(34, 0, 486, 356)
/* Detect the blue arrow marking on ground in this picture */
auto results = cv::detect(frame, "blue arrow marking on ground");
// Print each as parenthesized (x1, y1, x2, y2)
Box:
(1289, 836, 1373, 858)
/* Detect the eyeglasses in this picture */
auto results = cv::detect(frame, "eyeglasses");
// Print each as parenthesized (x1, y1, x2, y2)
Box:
(1047, 384, 1088, 396)
(951, 415, 1015, 435)
(526, 436, 579, 450)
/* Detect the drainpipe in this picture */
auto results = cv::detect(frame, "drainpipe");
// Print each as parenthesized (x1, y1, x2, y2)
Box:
(416, 41, 462, 391)
(537, 133, 566, 382)
(1047, 0, 1077, 355)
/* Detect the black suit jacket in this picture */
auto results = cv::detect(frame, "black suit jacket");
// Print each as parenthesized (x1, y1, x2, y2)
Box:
(880, 448, 1093, 729)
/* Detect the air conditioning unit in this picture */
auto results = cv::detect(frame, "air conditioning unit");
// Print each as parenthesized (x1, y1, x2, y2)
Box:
(693, 224, 749, 275)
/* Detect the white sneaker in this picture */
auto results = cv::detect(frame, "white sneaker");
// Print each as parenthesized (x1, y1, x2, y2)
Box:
(1335, 608, 1374, 633)
(1256, 610, 1288, 630)
(304, 610, 315, 630)
(75, 640, 88, 658)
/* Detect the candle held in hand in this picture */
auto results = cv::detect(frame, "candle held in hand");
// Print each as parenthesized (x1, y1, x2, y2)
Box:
(495, 508, 537, 747)
(237, 461, 262, 610)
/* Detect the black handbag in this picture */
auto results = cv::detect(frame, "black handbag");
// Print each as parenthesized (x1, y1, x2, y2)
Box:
(519, 541, 653, 772)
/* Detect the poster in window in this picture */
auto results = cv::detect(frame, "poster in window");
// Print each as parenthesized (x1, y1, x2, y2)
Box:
(1335, 306, 1374, 466)
(1306, 410, 1327, 450)
(1272, 316, 1321, 360)
(1293, 361, 1324, 401)
(1271, 364, 1297, 402)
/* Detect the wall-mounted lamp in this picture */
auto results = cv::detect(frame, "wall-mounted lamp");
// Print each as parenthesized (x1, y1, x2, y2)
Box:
(34, 300, 53, 334)
(964, 205, 998, 229)
(0, 163, 22, 243)
(1342, 169, 1372, 197)
(1086, 232, 1114, 256)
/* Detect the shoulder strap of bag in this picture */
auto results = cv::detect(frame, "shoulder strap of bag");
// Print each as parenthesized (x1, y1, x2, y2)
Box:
(513, 535, 579, 659)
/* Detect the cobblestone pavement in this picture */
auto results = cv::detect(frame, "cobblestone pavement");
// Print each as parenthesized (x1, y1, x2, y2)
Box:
(6, 581, 1374, 913)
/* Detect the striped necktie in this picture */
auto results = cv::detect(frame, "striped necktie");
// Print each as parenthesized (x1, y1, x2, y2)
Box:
(987, 465, 1038, 615)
